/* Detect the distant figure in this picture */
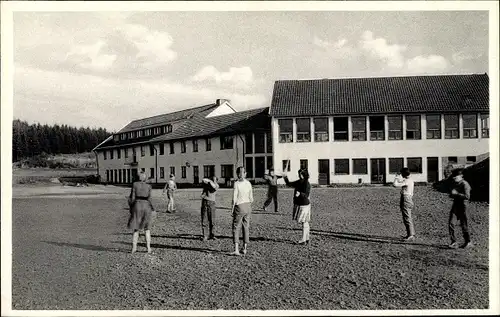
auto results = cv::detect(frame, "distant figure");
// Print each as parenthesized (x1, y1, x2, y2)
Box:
(393, 167, 416, 241)
(230, 166, 254, 256)
(163, 174, 177, 213)
(448, 169, 472, 249)
(284, 168, 312, 245)
(128, 172, 155, 254)
(263, 168, 283, 212)
(200, 173, 219, 241)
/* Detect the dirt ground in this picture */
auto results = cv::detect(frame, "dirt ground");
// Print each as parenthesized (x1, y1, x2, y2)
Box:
(11, 184, 489, 310)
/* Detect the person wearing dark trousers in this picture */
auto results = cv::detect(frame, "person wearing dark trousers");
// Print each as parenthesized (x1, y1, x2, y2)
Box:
(448, 169, 472, 249)
(263, 169, 282, 212)
(200, 175, 219, 241)
(284, 168, 312, 245)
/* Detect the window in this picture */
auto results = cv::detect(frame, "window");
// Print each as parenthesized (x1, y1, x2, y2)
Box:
(192, 139, 198, 152)
(466, 156, 476, 164)
(481, 113, 489, 138)
(334, 159, 350, 175)
(181, 141, 186, 153)
(255, 157, 265, 178)
(170, 166, 175, 176)
(352, 159, 368, 174)
(426, 114, 441, 139)
(221, 164, 234, 178)
(462, 114, 478, 139)
(113, 135, 119, 142)
(106, 170, 109, 182)
(170, 142, 174, 154)
(312, 117, 329, 142)
(406, 115, 421, 140)
(149, 144, 155, 156)
(206, 138, 212, 151)
(334, 117, 348, 141)
(388, 116, 403, 140)
(159, 143, 164, 155)
(110, 149, 114, 160)
(278, 119, 293, 143)
(245, 133, 253, 154)
(267, 156, 273, 171)
(137, 130, 144, 137)
(114, 170, 118, 182)
(120, 134, 126, 141)
(160, 167, 165, 179)
(220, 136, 234, 150)
(118, 170, 122, 183)
(103, 151, 107, 160)
(150, 168, 155, 179)
(127, 170, 131, 183)
(300, 159, 308, 170)
(389, 158, 404, 174)
(109, 170, 113, 183)
(124, 148, 129, 158)
(245, 157, 254, 178)
(448, 156, 458, 164)
(117, 149, 121, 159)
(166, 124, 172, 133)
(145, 129, 152, 137)
(128, 132, 134, 139)
(444, 114, 459, 139)
(282, 159, 291, 172)
(407, 157, 422, 173)
(132, 147, 137, 158)
(254, 132, 266, 153)
(266, 132, 273, 153)
(351, 117, 366, 141)
(203, 165, 215, 178)
(154, 127, 161, 135)
(295, 118, 311, 142)
(369, 116, 385, 140)
(181, 166, 187, 178)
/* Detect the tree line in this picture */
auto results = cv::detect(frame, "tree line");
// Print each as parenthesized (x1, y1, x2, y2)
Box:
(12, 119, 112, 162)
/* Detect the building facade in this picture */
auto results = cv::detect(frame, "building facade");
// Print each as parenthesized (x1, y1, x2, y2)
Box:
(269, 74, 490, 184)
(93, 100, 272, 185)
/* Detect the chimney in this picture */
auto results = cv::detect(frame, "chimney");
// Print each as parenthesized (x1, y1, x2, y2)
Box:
(216, 99, 230, 107)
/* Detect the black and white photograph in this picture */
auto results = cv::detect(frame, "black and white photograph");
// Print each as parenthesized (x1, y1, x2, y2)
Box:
(1, 1, 499, 316)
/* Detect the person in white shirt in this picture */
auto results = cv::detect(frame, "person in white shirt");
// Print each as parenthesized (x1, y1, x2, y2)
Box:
(230, 166, 254, 256)
(162, 174, 177, 213)
(393, 167, 415, 241)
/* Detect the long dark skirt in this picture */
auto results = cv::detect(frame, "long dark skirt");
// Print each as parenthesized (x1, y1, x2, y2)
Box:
(128, 200, 154, 230)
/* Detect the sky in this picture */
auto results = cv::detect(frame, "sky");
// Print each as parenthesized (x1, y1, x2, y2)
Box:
(13, 10, 489, 132)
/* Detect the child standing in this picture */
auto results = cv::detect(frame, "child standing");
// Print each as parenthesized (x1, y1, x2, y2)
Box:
(230, 166, 254, 256)
(393, 167, 416, 241)
(284, 168, 312, 245)
(163, 174, 177, 213)
(200, 174, 219, 241)
(263, 169, 283, 212)
(448, 169, 472, 249)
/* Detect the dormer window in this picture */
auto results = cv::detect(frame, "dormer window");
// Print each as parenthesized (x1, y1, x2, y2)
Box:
(145, 129, 151, 137)
(137, 130, 144, 137)
(120, 134, 126, 141)
(154, 127, 161, 135)
(113, 135, 119, 142)
(128, 132, 134, 139)
(167, 124, 172, 133)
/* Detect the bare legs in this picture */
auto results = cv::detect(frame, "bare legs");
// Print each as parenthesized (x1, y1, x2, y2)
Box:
(298, 222, 310, 244)
(131, 229, 152, 253)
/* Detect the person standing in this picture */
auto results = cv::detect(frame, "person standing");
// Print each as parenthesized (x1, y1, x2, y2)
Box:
(200, 174, 219, 241)
(128, 172, 156, 253)
(230, 166, 254, 256)
(448, 169, 472, 249)
(263, 169, 282, 212)
(284, 168, 312, 245)
(163, 174, 177, 213)
(393, 167, 416, 241)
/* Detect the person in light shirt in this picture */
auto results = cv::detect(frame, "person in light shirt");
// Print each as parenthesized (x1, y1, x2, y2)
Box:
(163, 174, 177, 213)
(393, 167, 415, 241)
(230, 166, 254, 256)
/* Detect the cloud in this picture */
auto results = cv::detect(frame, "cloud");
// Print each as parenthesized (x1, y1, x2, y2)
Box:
(193, 66, 254, 84)
(312, 36, 354, 60)
(452, 50, 483, 64)
(406, 55, 449, 74)
(359, 31, 407, 69)
(66, 40, 117, 71)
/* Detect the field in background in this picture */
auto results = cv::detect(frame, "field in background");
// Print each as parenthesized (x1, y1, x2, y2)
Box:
(12, 185, 489, 310)
(12, 167, 96, 185)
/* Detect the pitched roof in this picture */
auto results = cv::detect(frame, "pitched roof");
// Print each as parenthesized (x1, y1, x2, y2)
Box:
(118, 103, 217, 133)
(270, 74, 489, 117)
(94, 107, 270, 150)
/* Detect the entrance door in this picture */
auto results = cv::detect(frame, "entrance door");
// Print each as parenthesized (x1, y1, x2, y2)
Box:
(427, 157, 439, 183)
(370, 158, 386, 184)
(318, 159, 330, 185)
(131, 168, 138, 182)
(193, 166, 199, 184)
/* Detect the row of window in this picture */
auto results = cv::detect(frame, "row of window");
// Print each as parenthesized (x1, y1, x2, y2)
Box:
(278, 113, 490, 143)
(279, 156, 477, 176)
(103, 136, 234, 160)
(245, 132, 273, 154)
(113, 124, 173, 142)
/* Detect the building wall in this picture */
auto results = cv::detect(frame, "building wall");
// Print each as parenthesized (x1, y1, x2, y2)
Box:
(271, 113, 489, 184)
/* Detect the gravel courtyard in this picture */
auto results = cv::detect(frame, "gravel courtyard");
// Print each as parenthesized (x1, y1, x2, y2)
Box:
(12, 185, 489, 310)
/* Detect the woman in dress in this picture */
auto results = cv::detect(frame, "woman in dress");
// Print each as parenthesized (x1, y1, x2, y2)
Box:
(128, 171, 156, 253)
(284, 168, 312, 245)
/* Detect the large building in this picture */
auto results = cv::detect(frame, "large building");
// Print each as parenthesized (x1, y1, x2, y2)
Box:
(269, 74, 490, 184)
(93, 99, 272, 185)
